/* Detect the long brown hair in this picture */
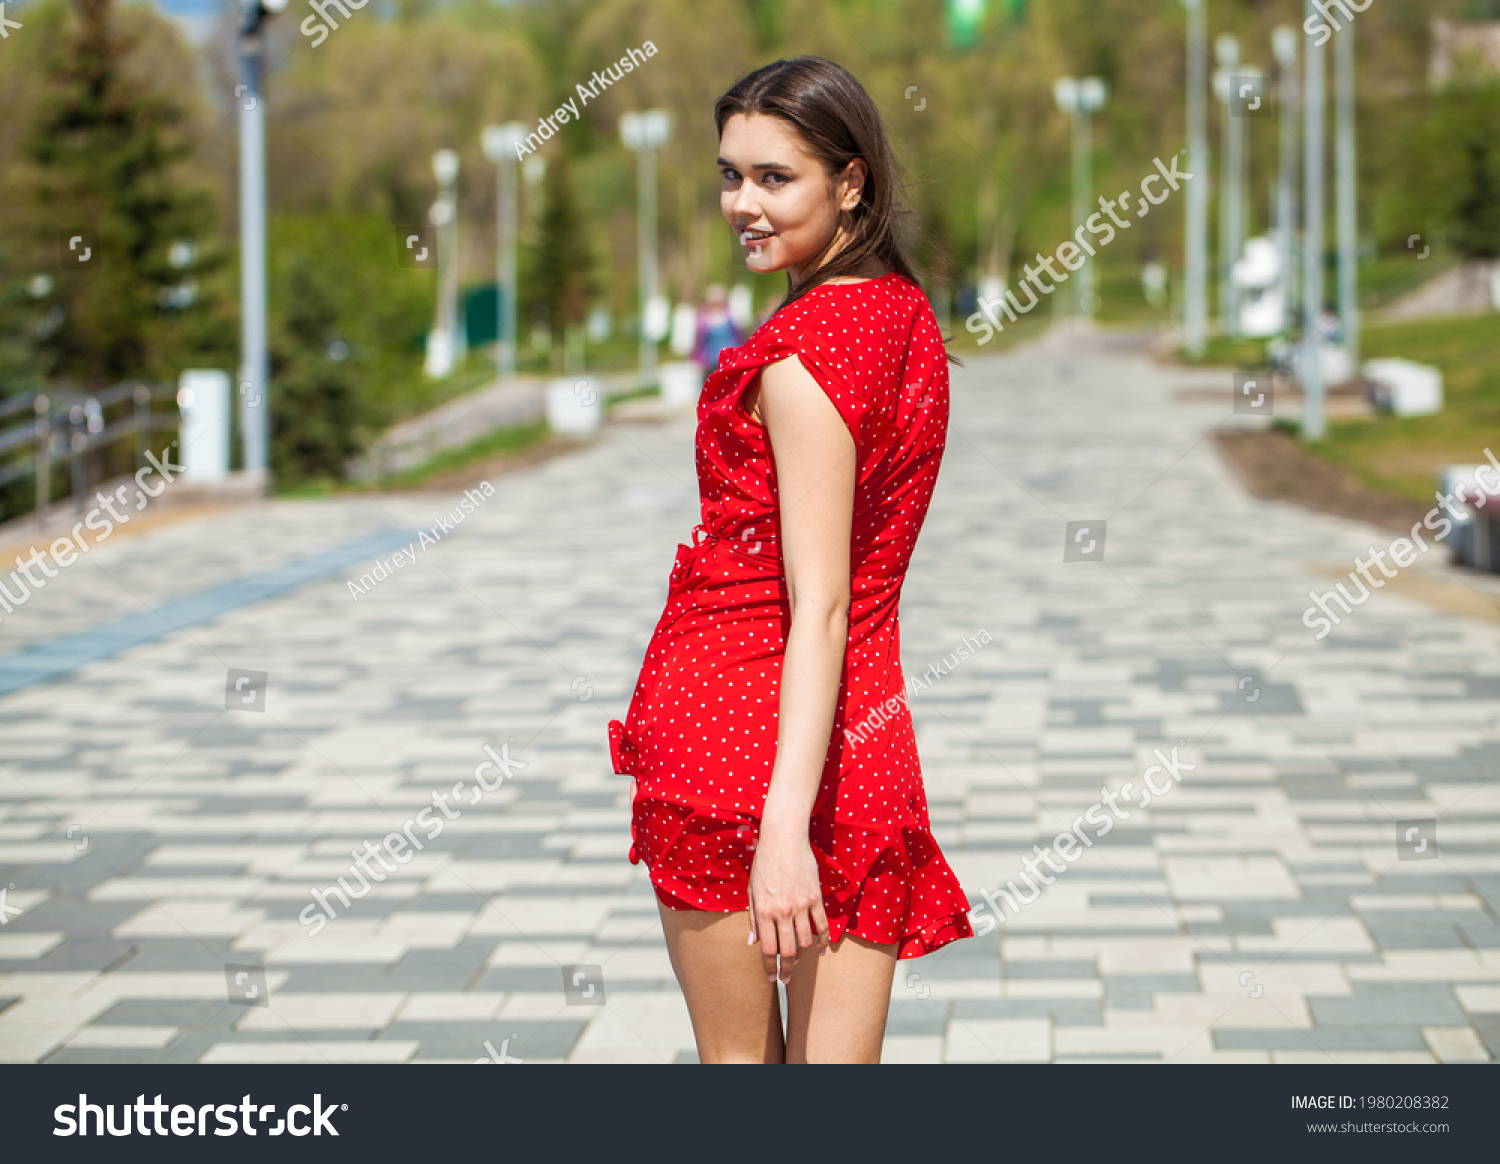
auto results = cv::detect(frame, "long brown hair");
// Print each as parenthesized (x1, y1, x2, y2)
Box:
(714, 57, 958, 363)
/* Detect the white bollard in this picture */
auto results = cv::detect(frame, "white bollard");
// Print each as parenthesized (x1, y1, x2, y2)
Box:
(546, 376, 602, 435)
(659, 361, 704, 407)
(669, 303, 697, 358)
(176, 370, 231, 481)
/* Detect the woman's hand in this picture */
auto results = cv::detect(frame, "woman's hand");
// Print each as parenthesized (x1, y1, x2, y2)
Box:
(747, 822, 831, 984)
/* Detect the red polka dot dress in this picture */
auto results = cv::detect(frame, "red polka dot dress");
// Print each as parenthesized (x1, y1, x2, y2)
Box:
(608, 271, 973, 959)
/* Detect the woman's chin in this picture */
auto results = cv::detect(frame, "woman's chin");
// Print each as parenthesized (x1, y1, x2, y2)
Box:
(744, 249, 789, 274)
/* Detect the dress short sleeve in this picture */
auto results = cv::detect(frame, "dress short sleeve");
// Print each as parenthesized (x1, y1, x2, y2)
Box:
(753, 327, 868, 451)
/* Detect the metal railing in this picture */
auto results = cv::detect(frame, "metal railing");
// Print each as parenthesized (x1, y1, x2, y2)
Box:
(0, 383, 180, 529)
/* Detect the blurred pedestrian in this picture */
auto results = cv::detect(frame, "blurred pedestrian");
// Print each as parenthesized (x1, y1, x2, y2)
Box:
(693, 284, 743, 372)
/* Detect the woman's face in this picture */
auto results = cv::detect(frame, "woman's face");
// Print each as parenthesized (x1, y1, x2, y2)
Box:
(718, 112, 867, 285)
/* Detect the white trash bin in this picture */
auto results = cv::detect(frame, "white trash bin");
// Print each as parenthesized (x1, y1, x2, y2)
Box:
(1363, 358, 1443, 416)
(176, 369, 230, 481)
(546, 376, 602, 435)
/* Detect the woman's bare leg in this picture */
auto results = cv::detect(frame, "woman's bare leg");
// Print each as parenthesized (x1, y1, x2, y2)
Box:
(658, 902, 785, 1063)
(783, 932, 897, 1063)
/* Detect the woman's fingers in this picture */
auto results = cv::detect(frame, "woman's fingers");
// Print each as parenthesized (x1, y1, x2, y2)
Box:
(791, 906, 815, 952)
(759, 910, 783, 967)
(811, 899, 831, 953)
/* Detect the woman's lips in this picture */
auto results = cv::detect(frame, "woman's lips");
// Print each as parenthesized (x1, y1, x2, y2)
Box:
(739, 229, 773, 256)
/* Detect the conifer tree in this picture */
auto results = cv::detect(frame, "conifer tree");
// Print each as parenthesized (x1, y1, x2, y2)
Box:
(524, 153, 594, 370)
(1453, 139, 1500, 261)
(25, 0, 223, 390)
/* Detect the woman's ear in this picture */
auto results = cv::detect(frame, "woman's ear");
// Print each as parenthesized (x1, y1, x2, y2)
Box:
(838, 158, 869, 213)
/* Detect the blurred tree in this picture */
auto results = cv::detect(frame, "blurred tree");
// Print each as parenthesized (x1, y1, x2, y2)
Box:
(0, 269, 49, 401)
(267, 212, 434, 482)
(1453, 138, 1500, 259)
(270, 261, 363, 488)
(524, 154, 595, 369)
(23, 0, 225, 390)
(0, 267, 52, 522)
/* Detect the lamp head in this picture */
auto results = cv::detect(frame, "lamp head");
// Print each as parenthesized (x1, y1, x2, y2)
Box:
(1272, 26, 1298, 67)
(1052, 77, 1079, 113)
(483, 123, 530, 163)
(1077, 77, 1108, 112)
(432, 148, 460, 187)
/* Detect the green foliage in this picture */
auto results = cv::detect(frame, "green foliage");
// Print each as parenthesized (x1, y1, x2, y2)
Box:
(1370, 83, 1500, 257)
(1453, 139, 1500, 260)
(523, 154, 595, 366)
(0, 268, 50, 400)
(267, 213, 433, 486)
(0, 267, 51, 522)
(24, 0, 228, 390)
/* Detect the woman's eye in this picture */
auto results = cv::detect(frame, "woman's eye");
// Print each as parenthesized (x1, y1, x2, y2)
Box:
(762, 172, 787, 188)
(721, 169, 741, 182)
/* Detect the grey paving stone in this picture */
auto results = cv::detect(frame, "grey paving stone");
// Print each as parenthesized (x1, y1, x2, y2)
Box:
(1214, 1027, 1431, 1052)
(951, 1000, 1101, 1024)
(1104, 974, 1201, 1010)
(1309, 983, 1469, 1028)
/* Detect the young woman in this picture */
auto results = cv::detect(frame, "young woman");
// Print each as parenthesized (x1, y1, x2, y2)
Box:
(608, 56, 972, 1064)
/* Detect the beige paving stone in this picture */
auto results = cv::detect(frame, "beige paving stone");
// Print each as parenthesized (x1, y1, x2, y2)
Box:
(1454, 985, 1500, 1012)
(1233, 916, 1376, 955)
(66, 1025, 178, 1049)
(469, 896, 617, 937)
(395, 993, 507, 1021)
(1420, 1026, 1491, 1063)
(113, 900, 265, 939)
(199, 1040, 419, 1063)
(0, 933, 63, 960)
(566, 994, 694, 1062)
(234, 993, 407, 1031)
(883, 1035, 945, 1064)
(89, 877, 268, 900)
(944, 1018, 1051, 1062)
(1270, 1051, 1436, 1064)
(484, 940, 590, 967)
(1162, 855, 1300, 900)
(494, 993, 571, 1020)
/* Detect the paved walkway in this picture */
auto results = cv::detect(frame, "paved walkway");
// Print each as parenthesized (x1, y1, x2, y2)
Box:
(1, 344, 1497, 1063)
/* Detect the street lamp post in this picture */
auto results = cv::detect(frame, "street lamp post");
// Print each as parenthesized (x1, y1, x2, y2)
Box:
(235, 0, 287, 480)
(620, 110, 672, 389)
(1214, 34, 1241, 335)
(1303, 1, 1327, 440)
(1181, 0, 1209, 356)
(482, 124, 528, 382)
(1054, 76, 1108, 319)
(1273, 25, 1300, 336)
(425, 149, 461, 379)
(1335, 19, 1359, 370)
